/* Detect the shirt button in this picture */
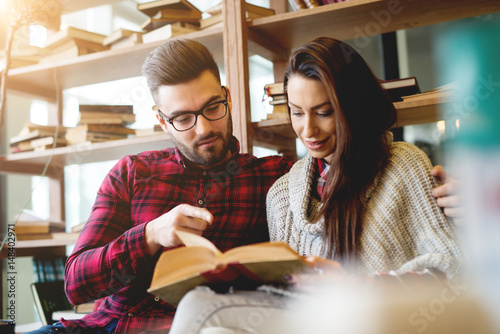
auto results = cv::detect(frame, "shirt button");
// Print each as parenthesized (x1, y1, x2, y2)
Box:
(154, 296, 160, 302)
(125, 279, 131, 284)
(128, 313, 133, 317)
(203, 171, 208, 176)
(198, 199, 204, 205)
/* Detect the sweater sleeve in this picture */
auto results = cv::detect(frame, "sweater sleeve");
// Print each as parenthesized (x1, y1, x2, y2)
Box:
(267, 173, 291, 243)
(365, 142, 463, 281)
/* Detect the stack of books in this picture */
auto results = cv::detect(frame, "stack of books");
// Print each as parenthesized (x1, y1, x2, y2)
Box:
(380, 76, 421, 102)
(263, 82, 288, 120)
(400, 82, 456, 103)
(13, 210, 66, 240)
(9, 123, 67, 153)
(103, 28, 144, 50)
(138, 0, 201, 43)
(64, 104, 136, 145)
(288, 0, 349, 11)
(200, 2, 275, 29)
(40, 27, 108, 63)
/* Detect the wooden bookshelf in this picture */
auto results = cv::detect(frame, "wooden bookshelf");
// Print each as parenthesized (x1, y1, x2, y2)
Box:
(0, 133, 172, 176)
(248, 0, 500, 55)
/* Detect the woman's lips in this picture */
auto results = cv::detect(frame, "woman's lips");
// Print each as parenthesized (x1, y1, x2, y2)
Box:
(305, 139, 327, 151)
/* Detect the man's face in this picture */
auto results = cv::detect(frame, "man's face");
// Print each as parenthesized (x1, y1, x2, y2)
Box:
(156, 70, 233, 168)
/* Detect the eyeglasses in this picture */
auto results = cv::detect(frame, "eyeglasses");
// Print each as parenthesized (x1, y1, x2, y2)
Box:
(158, 86, 228, 132)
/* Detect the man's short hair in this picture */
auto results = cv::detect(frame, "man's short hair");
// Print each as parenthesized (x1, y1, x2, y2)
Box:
(142, 39, 220, 102)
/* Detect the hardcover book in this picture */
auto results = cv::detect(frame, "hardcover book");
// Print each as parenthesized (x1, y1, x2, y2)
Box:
(380, 76, 421, 102)
(147, 231, 306, 305)
(137, 0, 200, 17)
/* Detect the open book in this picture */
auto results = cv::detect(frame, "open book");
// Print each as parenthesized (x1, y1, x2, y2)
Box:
(147, 231, 306, 305)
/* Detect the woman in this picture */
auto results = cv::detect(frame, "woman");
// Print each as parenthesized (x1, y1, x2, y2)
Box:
(267, 37, 461, 276)
(169, 37, 462, 334)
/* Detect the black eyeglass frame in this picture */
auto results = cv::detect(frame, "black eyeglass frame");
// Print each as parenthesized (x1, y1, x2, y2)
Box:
(157, 86, 228, 132)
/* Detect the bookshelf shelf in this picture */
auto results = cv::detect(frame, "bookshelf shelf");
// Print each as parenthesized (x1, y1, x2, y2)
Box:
(252, 95, 455, 140)
(0, 233, 79, 258)
(6, 27, 224, 98)
(248, 0, 500, 55)
(0, 133, 172, 176)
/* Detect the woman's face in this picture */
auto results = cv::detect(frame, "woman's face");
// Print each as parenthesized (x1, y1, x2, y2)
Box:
(288, 75, 337, 165)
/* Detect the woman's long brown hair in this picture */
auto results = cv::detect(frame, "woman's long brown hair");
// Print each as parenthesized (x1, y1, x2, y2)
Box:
(284, 37, 397, 263)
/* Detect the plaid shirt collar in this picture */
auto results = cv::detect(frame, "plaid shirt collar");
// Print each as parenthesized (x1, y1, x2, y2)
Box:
(316, 158, 330, 199)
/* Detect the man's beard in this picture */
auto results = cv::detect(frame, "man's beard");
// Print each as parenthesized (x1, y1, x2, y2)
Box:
(172, 115, 233, 167)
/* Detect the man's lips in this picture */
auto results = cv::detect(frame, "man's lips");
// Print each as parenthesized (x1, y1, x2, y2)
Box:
(197, 136, 219, 147)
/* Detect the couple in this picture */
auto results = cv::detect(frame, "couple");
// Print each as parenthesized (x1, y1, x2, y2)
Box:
(29, 37, 460, 334)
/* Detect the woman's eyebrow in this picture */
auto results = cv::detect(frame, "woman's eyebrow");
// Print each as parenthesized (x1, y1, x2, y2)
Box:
(288, 101, 331, 110)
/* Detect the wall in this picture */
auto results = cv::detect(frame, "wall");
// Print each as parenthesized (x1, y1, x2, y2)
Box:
(1, 93, 37, 324)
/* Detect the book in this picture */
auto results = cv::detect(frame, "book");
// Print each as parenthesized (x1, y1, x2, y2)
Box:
(65, 125, 129, 145)
(152, 7, 202, 21)
(266, 103, 289, 120)
(10, 123, 66, 145)
(303, 0, 322, 7)
(79, 104, 134, 113)
(110, 33, 143, 50)
(264, 82, 284, 97)
(40, 40, 109, 64)
(86, 124, 156, 137)
(31, 281, 74, 325)
(199, 13, 224, 29)
(10, 136, 67, 152)
(14, 220, 65, 235)
(380, 76, 420, 102)
(141, 16, 200, 32)
(102, 28, 142, 46)
(401, 82, 457, 102)
(44, 27, 107, 49)
(142, 23, 199, 44)
(137, 0, 200, 17)
(78, 113, 136, 125)
(75, 301, 95, 314)
(204, 2, 275, 19)
(288, 0, 308, 11)
(147, 231, 306, 305)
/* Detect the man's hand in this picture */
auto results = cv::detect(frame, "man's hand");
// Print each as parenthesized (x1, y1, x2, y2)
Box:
(145, 204, 213, 255)
(431, 165, 463, 223)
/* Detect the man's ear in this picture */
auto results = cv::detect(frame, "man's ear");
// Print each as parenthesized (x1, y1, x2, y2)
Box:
(155, 112, 169, 134)
(225, 86, 232, 113)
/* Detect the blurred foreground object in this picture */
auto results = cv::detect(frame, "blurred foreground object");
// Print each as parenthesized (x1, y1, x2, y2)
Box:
(436, 18, 500, 330)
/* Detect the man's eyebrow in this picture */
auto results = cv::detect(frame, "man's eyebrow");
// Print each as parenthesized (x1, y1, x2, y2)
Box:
(288, 101, 331, 110)
(169, 95, 223, 118)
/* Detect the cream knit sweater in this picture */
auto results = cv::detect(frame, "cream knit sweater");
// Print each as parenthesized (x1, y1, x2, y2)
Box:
(267, 140, 462, 280)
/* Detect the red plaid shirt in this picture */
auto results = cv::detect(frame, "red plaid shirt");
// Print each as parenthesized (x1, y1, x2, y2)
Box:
(61, 137, 292, 333)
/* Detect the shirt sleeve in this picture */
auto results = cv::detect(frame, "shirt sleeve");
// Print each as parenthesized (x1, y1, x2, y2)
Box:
(64, 156, 153, 305)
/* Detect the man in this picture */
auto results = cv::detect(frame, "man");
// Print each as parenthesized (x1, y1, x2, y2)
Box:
(28, 39, 459, 334)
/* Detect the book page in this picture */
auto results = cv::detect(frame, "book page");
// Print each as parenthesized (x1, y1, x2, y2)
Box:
(222, 242, 301, 264)
(175, 231, 222, 257)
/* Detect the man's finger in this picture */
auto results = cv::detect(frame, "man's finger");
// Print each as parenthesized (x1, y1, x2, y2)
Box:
(177, 204, 213, 224)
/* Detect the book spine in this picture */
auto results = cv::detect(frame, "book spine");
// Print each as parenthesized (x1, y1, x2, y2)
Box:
(288, 0, 307, 11)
